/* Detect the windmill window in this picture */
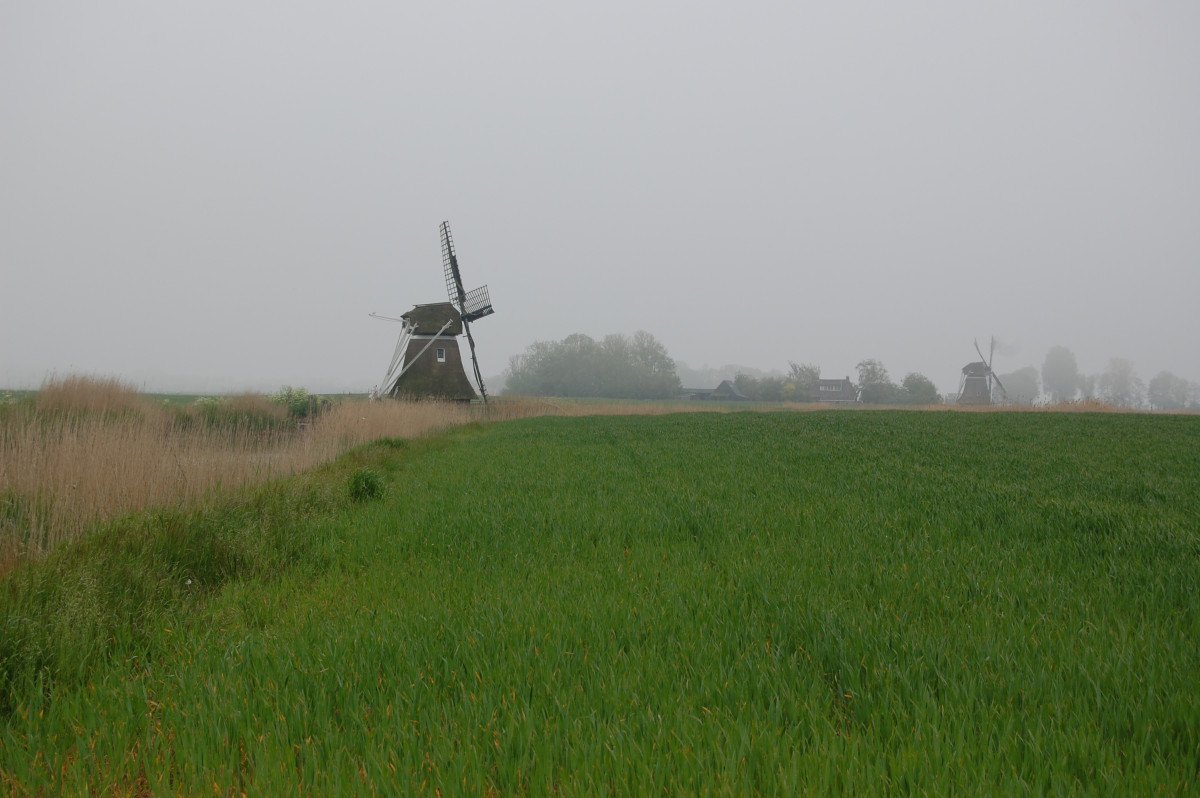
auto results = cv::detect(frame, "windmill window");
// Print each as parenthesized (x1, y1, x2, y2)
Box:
(436, 348, 446, 363)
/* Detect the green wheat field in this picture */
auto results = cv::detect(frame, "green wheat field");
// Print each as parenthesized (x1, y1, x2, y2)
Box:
(2, 410, 1198, 794)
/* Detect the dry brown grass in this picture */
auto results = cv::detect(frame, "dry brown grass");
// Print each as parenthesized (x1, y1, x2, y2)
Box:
(34, 374, 146, 415)
(938, 399, 1164, 413)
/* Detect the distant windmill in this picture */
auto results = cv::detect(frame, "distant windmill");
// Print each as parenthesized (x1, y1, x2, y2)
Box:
(371, 222, 495, 403)
(957, 337, 1006, 405)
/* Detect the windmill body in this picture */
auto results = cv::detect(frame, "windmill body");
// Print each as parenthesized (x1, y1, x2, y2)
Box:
(371, 222, 494, 403)
(383, 303, 478, 401)
(957, 361, 994, 404)
(956, 338, 1007, 405)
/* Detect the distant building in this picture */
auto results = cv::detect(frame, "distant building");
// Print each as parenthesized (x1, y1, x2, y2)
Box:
(682, 379, 751, 401)
(814, 377, 857, 403)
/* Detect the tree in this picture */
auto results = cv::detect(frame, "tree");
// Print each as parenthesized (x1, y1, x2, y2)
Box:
(787, 362, 821, 402)
(899, 372, 941, 405)
(1097, 358, 1144, 408)
(631, 331, 675, 377)
(995, 366, 1040, 405)
(1148, 371, 1193, 410)
(1078, 374, 1097, 400)
(758, 376, 786, 402)
(504, 331, 682, 399)
(1041, 346, 1080, 403)
(856, 359, 899, 404)
(733, 373, 762, 400)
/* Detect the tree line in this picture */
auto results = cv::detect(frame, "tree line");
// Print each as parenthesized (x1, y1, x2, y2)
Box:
(502, 333, 1199, 410)
(1035, 346, 1199, 410)
(504, 331, 682, 399)
(728, 360, 941, 404)
(502, 334, 947, 404)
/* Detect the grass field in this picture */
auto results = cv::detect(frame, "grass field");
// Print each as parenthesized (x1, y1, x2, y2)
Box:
(2, 410, 1198, 794)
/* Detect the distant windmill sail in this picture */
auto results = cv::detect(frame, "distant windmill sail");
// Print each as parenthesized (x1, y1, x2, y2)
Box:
(974, 337, 1007, 400)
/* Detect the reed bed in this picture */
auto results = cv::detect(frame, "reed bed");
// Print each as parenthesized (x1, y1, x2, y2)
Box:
(1, 379, 483, 564)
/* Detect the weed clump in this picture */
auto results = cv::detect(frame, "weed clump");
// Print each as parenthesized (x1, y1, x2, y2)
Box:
(346, 467, 385, 502)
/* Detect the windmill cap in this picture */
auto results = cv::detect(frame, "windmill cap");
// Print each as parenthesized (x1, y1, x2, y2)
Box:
(402, 302, 463, 335)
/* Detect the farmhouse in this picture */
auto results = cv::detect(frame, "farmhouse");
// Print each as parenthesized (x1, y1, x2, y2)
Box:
(815, 377, 857, 403)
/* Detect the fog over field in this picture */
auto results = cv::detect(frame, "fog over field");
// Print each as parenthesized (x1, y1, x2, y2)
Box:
(2, 2, 1197, 395)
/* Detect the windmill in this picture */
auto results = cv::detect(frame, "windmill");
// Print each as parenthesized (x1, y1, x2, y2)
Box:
(370, 222, 495, 403)
(957, 337, 1007, 405)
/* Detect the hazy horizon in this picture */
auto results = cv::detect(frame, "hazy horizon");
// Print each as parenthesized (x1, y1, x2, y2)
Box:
(3, 3, 1197, 397)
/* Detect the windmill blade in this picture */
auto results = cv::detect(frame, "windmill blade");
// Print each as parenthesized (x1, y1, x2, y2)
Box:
(988, 337, 996, 371)
(460, 284, 495, 320)
(440, 221, 494, 322)
(974, 338, 988, 365)
(991, 371, 1008, 399)
(440, 221, 468, 312)
(438, 220, 493, 404)
(376, 319, 416, 399)
(461, 317, 489, 405)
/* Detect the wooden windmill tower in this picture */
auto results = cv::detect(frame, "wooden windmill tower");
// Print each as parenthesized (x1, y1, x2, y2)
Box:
(957, 337, 1007, 405)
(371, 222, 495, 403)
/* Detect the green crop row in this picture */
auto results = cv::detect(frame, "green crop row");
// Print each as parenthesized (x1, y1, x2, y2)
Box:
(2, 411, 1197, 794)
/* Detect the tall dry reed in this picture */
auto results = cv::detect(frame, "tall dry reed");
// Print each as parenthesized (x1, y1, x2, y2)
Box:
(0, 380, 478, 566)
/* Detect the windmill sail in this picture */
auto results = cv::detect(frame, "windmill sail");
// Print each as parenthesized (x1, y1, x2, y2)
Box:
(441, 222, 494, 322)
(439, 221, 493, 403)
(461, 285, 494, 319)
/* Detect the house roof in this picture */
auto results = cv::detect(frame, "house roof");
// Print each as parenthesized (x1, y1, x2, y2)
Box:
(710, 379, 750, 400)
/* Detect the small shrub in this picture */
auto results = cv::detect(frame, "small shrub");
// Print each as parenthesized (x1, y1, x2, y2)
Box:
(190, 394, 291, 432)
(346, 467, 385, 502)
(271, 386, 332, 419)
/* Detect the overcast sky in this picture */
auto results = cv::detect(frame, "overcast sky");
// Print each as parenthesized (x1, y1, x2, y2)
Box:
(2, 2, 1197, 395)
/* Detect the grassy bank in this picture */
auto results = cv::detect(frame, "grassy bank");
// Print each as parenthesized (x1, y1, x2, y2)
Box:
(2, 410, 1198, 794)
